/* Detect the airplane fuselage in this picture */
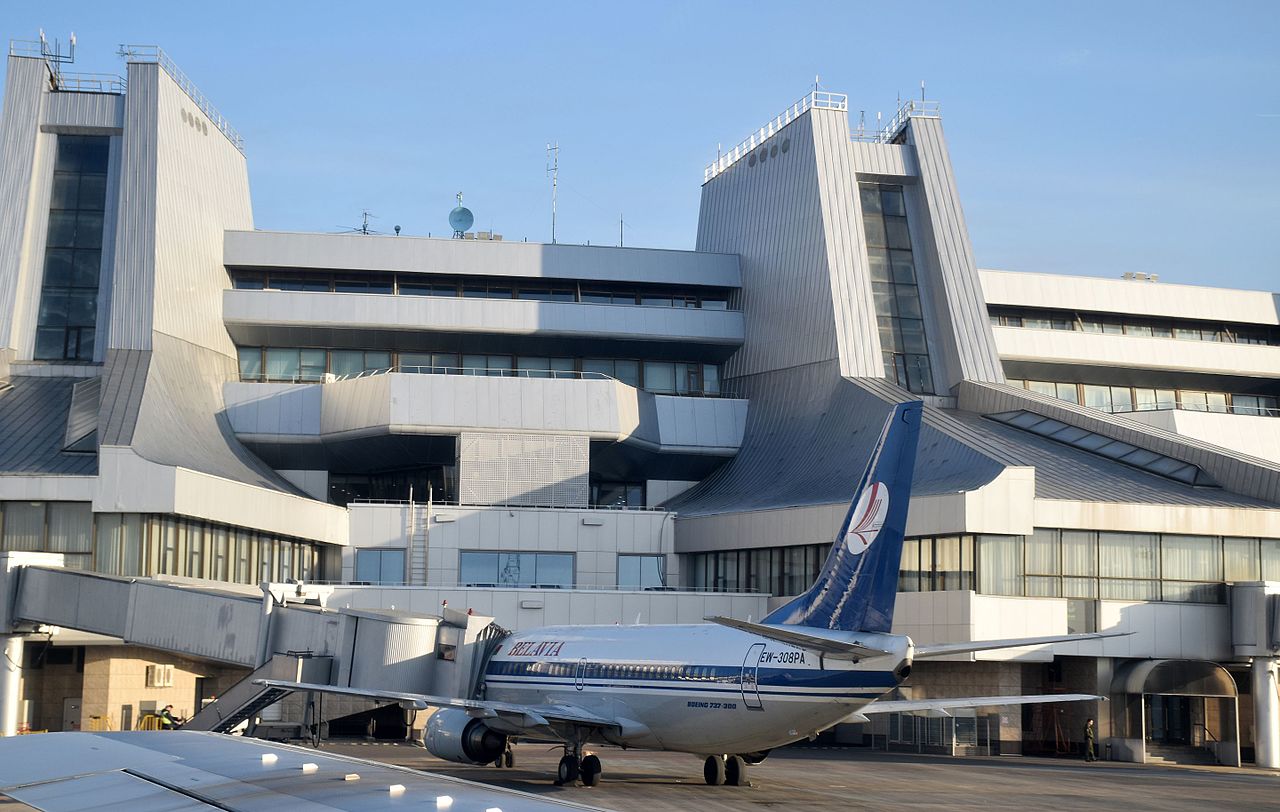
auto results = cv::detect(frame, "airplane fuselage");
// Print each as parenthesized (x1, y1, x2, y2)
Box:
(483, 623, 910, 755)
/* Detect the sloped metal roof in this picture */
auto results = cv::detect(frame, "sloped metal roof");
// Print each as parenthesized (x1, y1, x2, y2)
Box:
(0, 376, 97, 476)
(666, 360, 1277, 518)
(665, 362, 1008, 516)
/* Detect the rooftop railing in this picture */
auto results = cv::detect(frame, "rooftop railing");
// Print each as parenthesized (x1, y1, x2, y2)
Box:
(704, 90, 848, 183)
(8, 37, 127, 94)
(851, 98, 941, 144)
(117, 44, 245, 153)
(54, 72, 127, 94)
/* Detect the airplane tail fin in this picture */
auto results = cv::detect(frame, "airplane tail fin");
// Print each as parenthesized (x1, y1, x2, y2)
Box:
(762, 401, 922, 634)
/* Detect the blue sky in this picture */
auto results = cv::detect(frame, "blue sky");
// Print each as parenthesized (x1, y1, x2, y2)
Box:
(4, 1, 1277, 290)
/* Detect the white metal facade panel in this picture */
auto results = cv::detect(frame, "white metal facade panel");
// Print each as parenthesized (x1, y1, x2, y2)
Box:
(0, 58, 48, 355)
(224, 230, 741, 288)
(904, 116, 1004, 387)
(150, 68, 251, 356)
(980, 268, 1280, 326)
(42, 90, 125, 130)
(698, 111, 841, 379)
(222, 289, 745, 345)
(108, 62, 160, 351)
(812, 107, 884, 379)
(348, 617, 438, 693)
(458, 431, 589, 507)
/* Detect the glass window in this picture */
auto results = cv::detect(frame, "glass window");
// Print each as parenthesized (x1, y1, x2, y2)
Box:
(1180, 391, 1208, 412)
(643, 361, 676, 394)
(1133, 388, 1157, 412)
(355, 549, 405, 585)
(867, 249, 892, 283)
(1055, 383, 1080, 404)
(265, 349, 300, 382)
(1263, 540, 1280, 581)
(237, 348, 262, 381)
(640, 294, 674, 308)
(1224, 538, 1260, 581)
(1162, 535, 1222, 581)
(1082, 385, 1112, 411)
(862, 215, 887, 248)
(977, 535, 1023, 596)
(1027, 380, 1056, 397)
(899, 538, 920, 592)
(2, 502, 45, 552)
(1099, 532, 1159, 600)
(883, 216, 912, 250)
(592, 481, 644, 508)
(880, 186, 906, 216)
(581, 290, 613, 304)
(1110, 387, 1134, 413)
(700, 297, 729, 310)
(1206, 392, 1229, 414)
(859, 185, 882, 214)
(618, 555, 666, 589)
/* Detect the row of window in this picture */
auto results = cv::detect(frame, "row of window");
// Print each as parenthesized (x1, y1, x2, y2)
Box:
(0, 502, 323, 584)
(978, 529, 1280, 604)
(861, 183, 934, 394)
(354, 550, 667, 590)
(687, 530, 1280, 605)
(35, 135, 110, 362)
(232, 271, 733, 311)
(236, 347, 725, 396)
(989, 307, 1279, 346)
(1008, 378, 1280, 418)
(487, 659, 736, 683)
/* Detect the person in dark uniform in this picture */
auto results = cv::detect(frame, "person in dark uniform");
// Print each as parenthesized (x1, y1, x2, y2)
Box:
(1084, 718, 1097, 762)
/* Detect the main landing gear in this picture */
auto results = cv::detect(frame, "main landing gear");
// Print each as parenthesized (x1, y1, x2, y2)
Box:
(555, 740, 602, 787)
(703, 754, 749, 786)
(492, 743, 515, 769)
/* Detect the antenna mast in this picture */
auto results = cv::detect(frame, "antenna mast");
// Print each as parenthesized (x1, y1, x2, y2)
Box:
(546, 142, 559, 244)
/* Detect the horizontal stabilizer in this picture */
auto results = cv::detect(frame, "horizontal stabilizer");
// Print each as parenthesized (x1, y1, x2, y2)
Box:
(854, 692, 1103, 720)
(706, 616, 892, 661)
(914, 631, 1130, 659)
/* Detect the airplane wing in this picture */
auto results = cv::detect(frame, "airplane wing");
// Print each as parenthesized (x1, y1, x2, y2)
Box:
(0, 730, 594, 811)
(913, 631, 1130, 659)
(844, 692, 1103, 722)
(705, 616, 893, 660)
(254, 679, 621, 737)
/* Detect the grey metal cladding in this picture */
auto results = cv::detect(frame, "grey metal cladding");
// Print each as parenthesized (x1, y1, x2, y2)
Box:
(125, 334, 305, 494)
(904, 117, 1004, 387)
(0, 58, 46, 351)
(107, 61, 160, 352)
(663, 360, 1007, 516)
(960, 380, 1280, 507)
(65, 377, 102, 448)
(697, 111, 841, 378)
(812, 108, 883, 378)
(0, 376, 98, 475)
(98, 348, 152, 446)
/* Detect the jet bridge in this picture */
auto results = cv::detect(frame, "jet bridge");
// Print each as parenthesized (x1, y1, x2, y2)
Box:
(0, 552, 505, 736)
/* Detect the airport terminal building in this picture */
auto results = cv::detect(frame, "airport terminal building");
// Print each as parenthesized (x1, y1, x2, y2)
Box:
(2, 41, 1279, 766)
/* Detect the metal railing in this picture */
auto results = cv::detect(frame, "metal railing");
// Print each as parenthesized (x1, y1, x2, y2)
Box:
(704, 90, 848, 183)
(53, 72, 127, 94)
(335, 366, 613, 382)
(303, 579, 760, 594)
(348, 498, 669, 512)
(117, 44, 245, 153)
(851, 98, 941, 144)
(8, 39, 46, 58)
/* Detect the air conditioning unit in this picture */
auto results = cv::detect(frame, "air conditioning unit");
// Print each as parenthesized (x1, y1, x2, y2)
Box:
(145, 664, 174, 688)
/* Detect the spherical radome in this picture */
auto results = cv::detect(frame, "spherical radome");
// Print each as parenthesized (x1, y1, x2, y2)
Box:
(449, 206, 474, 233)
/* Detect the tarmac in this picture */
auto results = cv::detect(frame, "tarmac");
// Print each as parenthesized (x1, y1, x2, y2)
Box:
(319, 740, 1280, 811)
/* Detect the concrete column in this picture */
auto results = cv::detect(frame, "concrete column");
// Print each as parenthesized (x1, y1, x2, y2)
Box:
(0, 635, 23, 737)
(1254, 656, 1280, 769)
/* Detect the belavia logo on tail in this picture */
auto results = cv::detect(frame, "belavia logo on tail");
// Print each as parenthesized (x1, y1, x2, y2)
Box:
(843, 482, 889, 555)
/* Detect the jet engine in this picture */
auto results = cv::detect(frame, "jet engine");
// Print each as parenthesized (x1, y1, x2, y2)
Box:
(425, 708, 508, 765)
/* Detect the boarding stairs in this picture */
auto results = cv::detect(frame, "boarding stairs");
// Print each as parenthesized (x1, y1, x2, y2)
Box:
(184, 654, 334, 733)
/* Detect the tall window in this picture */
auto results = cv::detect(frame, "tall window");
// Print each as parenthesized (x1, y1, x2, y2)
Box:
(861, 183, 933, 394)
(35, 136, 110, 361)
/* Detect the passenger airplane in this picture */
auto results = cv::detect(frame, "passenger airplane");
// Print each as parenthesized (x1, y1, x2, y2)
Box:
(263, 401, 1119, 788)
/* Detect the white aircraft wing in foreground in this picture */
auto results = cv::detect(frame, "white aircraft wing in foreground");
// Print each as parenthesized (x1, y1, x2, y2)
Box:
(0, 730, 600, 812)
(847, 693, 1103, 722)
